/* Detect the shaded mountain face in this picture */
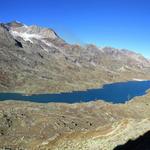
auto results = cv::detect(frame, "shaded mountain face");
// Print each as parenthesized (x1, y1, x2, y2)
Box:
(0, 21, 150, 94)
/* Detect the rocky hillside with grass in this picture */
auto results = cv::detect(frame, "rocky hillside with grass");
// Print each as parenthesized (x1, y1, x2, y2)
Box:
(0, 92, 150, 149)
(1, 21, 150, 94)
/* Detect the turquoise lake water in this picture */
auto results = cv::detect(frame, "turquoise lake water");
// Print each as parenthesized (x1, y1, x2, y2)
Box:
(0, 81, 150, 103)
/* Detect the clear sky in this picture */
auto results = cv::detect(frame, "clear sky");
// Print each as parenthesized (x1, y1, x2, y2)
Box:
(0, 0, 150, 58)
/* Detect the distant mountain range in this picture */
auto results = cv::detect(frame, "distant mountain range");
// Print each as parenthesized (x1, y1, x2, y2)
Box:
(0, 21, 150, 94)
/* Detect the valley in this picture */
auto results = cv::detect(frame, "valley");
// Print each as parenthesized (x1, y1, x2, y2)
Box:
(0, 21, 150, 149)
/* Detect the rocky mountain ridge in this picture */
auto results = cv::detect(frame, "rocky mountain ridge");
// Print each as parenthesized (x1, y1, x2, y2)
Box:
(0, 21, 150, 94)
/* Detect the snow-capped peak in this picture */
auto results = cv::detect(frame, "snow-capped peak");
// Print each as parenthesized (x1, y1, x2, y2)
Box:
(10, 30, 42, 43)
(9, 23, 58, 43)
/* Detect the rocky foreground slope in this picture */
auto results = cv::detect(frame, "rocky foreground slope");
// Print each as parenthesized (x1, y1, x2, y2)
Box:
(1, 21, 150, 94)
(0, 92, 150, 149)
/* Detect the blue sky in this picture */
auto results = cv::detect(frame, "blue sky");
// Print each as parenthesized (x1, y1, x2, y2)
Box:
(1, 0, 150, 58)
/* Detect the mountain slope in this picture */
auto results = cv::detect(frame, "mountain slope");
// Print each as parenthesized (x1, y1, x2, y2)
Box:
(0, 21, 150, 94)
(1, 92, 150, 149)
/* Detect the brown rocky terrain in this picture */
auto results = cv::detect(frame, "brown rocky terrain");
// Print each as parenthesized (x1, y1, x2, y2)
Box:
(0, 92, 150, 149)
(1, 21, 150, 94)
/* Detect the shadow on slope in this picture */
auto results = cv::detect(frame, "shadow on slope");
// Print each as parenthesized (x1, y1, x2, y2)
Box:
(114, 130, 150, 150)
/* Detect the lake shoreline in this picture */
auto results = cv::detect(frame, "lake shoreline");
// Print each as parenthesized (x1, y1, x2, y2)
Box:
(0, 80, 150, 104)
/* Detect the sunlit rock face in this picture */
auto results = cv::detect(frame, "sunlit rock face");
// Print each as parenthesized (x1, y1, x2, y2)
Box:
(0, 21, 150, 94)
(10, 24, 58, 41)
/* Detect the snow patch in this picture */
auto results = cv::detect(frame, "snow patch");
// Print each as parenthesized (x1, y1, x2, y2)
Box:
(90, 61, 97, 67)
(98, 47, 104, 52)
(41, 40, 53, 47)
(10, 30, 42, 43)
(76, 62, 81, 67)
(41, 46, 49, 52)
(132, 78, 147, 81)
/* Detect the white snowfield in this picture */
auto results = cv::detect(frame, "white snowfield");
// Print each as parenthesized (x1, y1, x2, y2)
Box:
(9, 24, 57, 44)
(10, 30, 42, 43)
(132, 78, 148, 81)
